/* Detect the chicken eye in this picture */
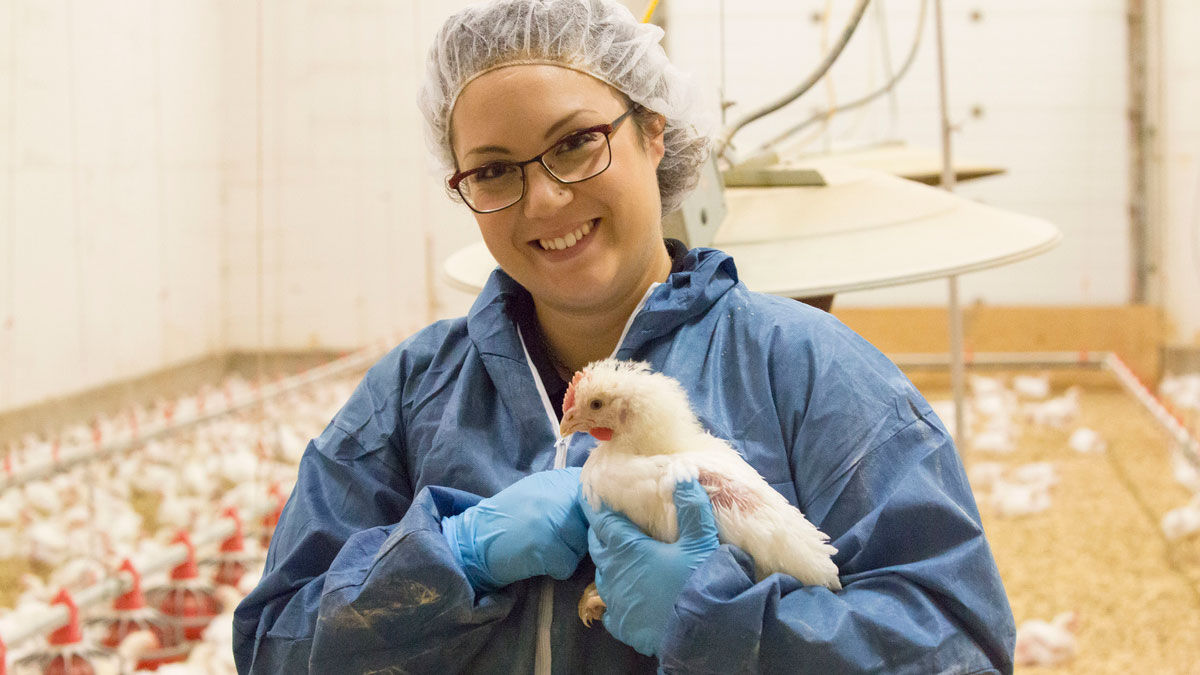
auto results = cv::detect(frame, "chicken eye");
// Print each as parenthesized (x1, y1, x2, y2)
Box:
(589, 399, 603, 410)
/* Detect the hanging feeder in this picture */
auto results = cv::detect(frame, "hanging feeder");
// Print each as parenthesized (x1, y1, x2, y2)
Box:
(11, 589, 118, 675)
(206, 508, 254, 588)
(145, 532, 222, 641)
(84, 560, 189, 670)
(260, 483, 286, 549)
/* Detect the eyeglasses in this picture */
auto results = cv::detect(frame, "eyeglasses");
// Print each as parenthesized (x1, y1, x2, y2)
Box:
(449, 108, 635, 214)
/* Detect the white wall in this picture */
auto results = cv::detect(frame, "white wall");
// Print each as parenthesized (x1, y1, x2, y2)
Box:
(5, 0, 1196, 413)
(665, 0, 1131, 307)
(1160, 0, 1200, 346)
(219, 0, 480, 352)
(2, 0, 225, 412)
(1, 0, 484, 413)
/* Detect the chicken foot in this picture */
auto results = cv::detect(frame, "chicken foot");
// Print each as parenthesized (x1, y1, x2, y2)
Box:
(578, 581, 607, 627)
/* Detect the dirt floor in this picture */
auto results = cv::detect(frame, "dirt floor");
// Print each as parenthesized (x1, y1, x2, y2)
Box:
(911, 370, 1200, 675)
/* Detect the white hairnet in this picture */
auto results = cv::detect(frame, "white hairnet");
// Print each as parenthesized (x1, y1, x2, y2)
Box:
(418, 0, 713, 216)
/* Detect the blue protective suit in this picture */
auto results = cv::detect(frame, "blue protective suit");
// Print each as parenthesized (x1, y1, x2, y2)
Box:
(233, 247, 1015, 674)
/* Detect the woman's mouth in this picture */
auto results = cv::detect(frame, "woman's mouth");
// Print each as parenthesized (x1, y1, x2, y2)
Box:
(536, 219, 597, 251)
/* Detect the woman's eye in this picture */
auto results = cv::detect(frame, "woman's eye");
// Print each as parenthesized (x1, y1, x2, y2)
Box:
(556, 131, 601, 154)
(475, 163, 512, 181)
(589, 399, 603, 410)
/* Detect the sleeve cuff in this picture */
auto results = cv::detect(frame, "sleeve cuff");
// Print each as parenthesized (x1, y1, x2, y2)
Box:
(430, 487, 506, 593)
(658, 545, 761, 674)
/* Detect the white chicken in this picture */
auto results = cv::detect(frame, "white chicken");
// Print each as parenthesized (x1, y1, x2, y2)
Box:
(1011, 374, 1051, 399)
(1022, 386, 1081, 429)
(1014, 611, 1078, 667)
(559, 359, 841, 625)
(1162, 494, 1200, 540)
(1067, 427, 1106, 454)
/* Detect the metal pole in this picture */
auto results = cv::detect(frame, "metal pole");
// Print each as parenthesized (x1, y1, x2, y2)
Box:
(948, 276, 966, 447)
(1127, 0, 1152, 303)
(930, 0, 966, 448)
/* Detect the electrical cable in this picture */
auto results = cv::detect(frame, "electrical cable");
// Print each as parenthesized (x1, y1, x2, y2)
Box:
(642, 0, 660, 23)
(719, 0, 726, 126)
(715, 0, 871, 159)
(872, 0, 901, 139)
(753, 0, 927, 158)
(816, 0, 836, 149)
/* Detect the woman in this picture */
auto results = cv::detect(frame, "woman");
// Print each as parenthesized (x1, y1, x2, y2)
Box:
(233, 1, 1015, 673)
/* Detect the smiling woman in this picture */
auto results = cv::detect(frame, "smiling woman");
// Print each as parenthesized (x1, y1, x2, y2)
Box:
(449, 64, 672, 372)
(232, 1, 1017, 673)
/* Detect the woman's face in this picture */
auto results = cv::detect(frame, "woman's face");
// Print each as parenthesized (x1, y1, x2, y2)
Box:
(450, 64, 668, 317)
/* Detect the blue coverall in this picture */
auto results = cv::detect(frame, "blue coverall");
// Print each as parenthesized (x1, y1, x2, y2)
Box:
(233, 246, 1015, 674)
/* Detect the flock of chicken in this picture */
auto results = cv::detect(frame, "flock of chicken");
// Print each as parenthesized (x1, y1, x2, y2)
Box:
(928, 370, 1200, 668)
(1, 363, 1197, 673)
(0, 373, 359, 674)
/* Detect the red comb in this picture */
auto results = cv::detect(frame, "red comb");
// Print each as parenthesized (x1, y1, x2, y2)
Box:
(563, 371, 585, 414)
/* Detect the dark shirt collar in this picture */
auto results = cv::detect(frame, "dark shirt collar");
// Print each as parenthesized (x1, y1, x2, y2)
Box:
(516, 238, 690, 419)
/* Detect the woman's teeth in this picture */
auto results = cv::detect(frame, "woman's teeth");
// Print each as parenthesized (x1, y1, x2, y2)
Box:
(539, 221, 593, 251)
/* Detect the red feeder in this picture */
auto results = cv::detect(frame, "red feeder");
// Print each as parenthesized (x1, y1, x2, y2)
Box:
(145, 532, 222, 641)
(209, 508, 253, 588)
(260, 484, 286, 548)
(85, 560, 188, 671)
(12, 589, 118, 675)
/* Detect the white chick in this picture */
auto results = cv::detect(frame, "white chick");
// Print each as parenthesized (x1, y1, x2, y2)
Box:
(965, 462, 1007, 492)
(1067, 427, 1106, 454)
(217, 450, 259, 485)
(969, 426, 1015, 453)
(1160, 374, 1200, 411)
(987, 462, 1058, 517)
(559, 360, 840, 624)
(1162, 495, 1200, 540)
(1023, 387, 1081, 429)
(1170, 447, 1200, 493)
(26, 519, 71, 566)
(1012, 374, 1051, 399)
(1009, 462, 1058, 491)
(115, 628, 162, 668)
(973, 389, 1018, 422)
(23, 480, 61, 514)
(969, 374, 1006, 397)
(1014, 611, 1078, 667)
(989, 479, 1052, 517)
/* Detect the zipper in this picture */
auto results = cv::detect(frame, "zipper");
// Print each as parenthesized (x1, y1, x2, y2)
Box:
(518, 283, 659, 675)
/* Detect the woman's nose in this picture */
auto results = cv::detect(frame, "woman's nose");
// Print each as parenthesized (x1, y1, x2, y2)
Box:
(522, 163, 573, 218)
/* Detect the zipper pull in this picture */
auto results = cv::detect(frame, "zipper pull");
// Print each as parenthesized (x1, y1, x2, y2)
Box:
(553, 436, 569, 468)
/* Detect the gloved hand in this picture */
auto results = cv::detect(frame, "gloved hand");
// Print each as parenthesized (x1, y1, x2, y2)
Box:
(581, 480, 720, 656)
(442, 467, 588, 593)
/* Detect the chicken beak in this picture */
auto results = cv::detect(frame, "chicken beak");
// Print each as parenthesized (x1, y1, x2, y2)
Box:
(559, 408, 589, 437)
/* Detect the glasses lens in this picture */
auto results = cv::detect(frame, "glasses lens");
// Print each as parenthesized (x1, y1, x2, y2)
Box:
(544, 131, 611, 183)
(460, 163, 524, 212)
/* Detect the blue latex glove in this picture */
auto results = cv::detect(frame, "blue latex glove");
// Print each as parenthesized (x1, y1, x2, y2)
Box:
(442, 467, 588, 593)
(581, 480, 720, 656)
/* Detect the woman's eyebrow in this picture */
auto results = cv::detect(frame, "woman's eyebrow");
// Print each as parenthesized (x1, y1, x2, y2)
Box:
(542, 109, 597, 141)
(464, 109, 600, 161)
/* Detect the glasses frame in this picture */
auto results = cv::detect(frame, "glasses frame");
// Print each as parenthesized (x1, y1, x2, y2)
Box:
(448, 108, 636, 214)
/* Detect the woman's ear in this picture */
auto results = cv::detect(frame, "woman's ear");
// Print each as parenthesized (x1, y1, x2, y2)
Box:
(645, 113, 667, 168)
